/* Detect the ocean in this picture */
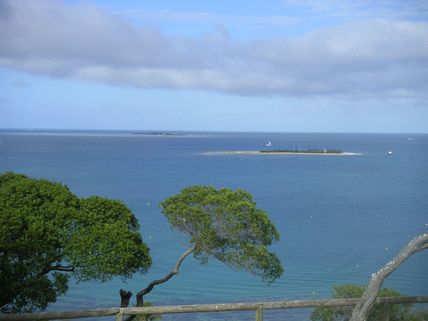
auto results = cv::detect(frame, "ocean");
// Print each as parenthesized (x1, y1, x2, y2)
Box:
(0, 130, 427, 320)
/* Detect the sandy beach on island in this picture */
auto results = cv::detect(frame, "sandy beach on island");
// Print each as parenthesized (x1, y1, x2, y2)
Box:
(199, 151, 362, 156)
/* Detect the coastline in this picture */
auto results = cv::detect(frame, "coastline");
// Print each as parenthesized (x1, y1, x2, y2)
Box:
(199, 151, 362, 156)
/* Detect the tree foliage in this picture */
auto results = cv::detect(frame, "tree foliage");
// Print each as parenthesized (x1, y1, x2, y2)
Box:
(0, 172, 151, 313)
(160, 186, 283, 284)
(311, 284, 422, 321)
(1, 174, 282, 312)
(121, 186, 284, 310)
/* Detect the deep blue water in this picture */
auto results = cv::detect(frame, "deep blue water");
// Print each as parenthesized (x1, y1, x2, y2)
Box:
(0, 131, 427, 320)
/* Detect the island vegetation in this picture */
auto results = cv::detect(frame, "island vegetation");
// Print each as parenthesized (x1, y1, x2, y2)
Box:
(131, 132, 186, 136)
(200, 149, 361, 156)
(260, 148, 344, 154)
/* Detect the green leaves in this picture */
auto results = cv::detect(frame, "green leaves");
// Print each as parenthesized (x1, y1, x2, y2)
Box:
(0, 172, 151, 313)
(65, 197, 151, 282)
(0, 172, 78, 313)
(1, 174, 283, 312)
(311, 284, 418, 321)
(161, 186, 283, 284)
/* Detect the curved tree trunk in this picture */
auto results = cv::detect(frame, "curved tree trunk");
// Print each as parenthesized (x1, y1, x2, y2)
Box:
(349, 233, 428, 321)
(135, 244, 196, 306)
(119, 244, 196, 308)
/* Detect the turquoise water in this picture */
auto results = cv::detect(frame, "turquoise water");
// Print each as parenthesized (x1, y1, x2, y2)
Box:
(0, 131, 427, 320)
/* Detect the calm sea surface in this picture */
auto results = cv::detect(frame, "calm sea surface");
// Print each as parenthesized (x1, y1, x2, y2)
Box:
(0, 131, 427, 320)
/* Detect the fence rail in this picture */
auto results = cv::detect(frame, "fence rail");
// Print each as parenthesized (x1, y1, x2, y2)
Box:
(1, 296, 427, 321)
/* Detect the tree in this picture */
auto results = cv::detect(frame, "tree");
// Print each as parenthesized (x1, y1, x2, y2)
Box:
(0, 172, 152, 313)
(311, 284, 419, 321)
(350, 234, 428, 321)
(120, 186, 283, 308)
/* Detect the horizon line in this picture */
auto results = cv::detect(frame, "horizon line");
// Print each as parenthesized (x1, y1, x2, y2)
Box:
(0, 128, 427, 135)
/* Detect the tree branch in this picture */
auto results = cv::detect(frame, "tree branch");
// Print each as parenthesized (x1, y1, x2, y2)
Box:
(43, 264, 75, 274)
(136, 244, 197, 303)
(350, 233, 428, 321)
(120, 244, 197, 312)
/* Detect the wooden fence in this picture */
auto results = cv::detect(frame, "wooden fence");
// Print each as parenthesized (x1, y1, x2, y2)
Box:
(0, 296, 427, 321)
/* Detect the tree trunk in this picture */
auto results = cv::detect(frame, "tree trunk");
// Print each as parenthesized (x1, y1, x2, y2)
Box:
(119, 290, 132, 308)
(119, 244, 196, 314)
(349, 233, 428, 321)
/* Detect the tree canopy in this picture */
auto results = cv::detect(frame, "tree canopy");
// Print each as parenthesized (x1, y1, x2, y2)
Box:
(160, 186, 283, 284)
(0, 172, 151, 313)
(121, 186, 283, 308)
(0, 173, 283, 312)
(311, 284, 421, 321)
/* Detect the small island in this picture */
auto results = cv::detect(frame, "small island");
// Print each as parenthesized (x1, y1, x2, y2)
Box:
(260, 148, 343, 154)
(200, 148, 361, 156)
(131, 131, 187, 136)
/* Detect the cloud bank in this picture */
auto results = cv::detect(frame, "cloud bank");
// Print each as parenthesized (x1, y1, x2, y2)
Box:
(1, 0, 427, 98)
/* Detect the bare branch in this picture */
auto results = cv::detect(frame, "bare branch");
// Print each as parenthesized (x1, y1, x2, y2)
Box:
(43, 264, 75, 274)
(121, 245, 196, 321)
(52, 265, 75, 272)
(350, 233, 428, 321)
(136, 245, 196, 302)
(120, 244, 197, 312)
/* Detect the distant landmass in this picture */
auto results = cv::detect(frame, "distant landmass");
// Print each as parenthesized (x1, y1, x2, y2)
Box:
(131, 132, 187, 136)
(200, 149, 361, 156)
(260, 148, 343, 154)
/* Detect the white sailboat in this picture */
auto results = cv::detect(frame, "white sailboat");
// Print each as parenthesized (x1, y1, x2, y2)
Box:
(265, 140, 272, 147)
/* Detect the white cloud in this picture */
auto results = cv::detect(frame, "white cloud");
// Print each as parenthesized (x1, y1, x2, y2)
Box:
(0, 0, 427, 100)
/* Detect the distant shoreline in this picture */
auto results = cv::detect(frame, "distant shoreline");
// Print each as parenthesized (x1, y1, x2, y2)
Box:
(131, 132, 187, 136)
(199, 151, 362, 156)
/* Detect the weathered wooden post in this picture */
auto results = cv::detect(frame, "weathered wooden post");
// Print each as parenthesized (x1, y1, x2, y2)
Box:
(255, 307, 263, 321)
(115, 311, 123, 321)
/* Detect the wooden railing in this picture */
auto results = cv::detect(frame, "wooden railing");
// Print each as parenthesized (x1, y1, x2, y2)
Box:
(0, 296, 427, 321)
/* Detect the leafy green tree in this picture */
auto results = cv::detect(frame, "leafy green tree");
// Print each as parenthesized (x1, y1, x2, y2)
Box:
(121, 186, 283, 307)
(311, 284, 420, 321)
(0, 172, 151, 313)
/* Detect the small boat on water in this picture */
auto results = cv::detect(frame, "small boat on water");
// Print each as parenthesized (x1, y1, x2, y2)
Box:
(388, 151, 393, 155)
(265, 140, 272, 147)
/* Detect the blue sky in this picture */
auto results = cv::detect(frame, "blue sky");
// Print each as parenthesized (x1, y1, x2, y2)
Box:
(1, 0, 427, 133)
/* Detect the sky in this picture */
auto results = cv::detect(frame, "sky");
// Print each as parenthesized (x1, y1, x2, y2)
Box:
(1, 0, 428, 133)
